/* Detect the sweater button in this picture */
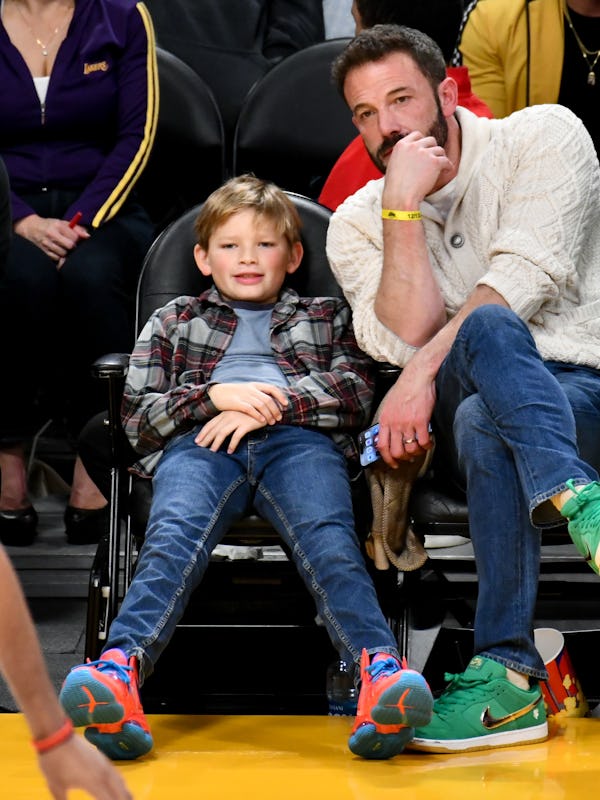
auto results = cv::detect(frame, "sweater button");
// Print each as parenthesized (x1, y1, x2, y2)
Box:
(450, 233, 464, 248)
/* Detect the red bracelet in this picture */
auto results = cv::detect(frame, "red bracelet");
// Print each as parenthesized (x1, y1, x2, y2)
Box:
(32, 718, 74, 754)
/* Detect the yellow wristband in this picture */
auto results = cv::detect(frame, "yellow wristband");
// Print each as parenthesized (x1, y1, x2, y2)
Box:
(381, 209, 422, 221)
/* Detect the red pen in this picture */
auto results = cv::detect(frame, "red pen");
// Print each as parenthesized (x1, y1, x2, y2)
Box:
(68, 211, 83, 228)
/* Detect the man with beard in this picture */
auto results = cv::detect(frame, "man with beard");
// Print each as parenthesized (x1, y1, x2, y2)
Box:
(318, 0, 493, 211)
(326, 25, 600, 753)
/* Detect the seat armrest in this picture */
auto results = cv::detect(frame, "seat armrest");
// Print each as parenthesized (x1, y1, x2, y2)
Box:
(91, 354, 130, 449)
(92, 352, 130, 380)
(410, 481, 469, 526)
(373, 362, 401, 408)
(377, 362, 401, 378)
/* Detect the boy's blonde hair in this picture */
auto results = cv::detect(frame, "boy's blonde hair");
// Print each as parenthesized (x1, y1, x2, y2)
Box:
(194, 174, 302, 251)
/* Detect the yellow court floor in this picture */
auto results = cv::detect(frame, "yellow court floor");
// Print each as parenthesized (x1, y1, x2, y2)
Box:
(3, 713, 599, 799)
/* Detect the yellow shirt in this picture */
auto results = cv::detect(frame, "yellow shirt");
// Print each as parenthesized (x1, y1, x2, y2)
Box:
(459, 0, 565, 117)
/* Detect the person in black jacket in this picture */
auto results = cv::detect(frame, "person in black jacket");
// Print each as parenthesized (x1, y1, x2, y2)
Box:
(144, 0, 325, 144)
(0, 0, 158, 548)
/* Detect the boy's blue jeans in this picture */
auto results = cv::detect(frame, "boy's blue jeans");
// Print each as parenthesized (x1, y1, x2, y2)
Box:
(434, 305, 600, 679)
(107, 425, 399, 683)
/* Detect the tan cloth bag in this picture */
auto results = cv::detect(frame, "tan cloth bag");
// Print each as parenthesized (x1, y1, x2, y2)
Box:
(364, 401, 434, 571)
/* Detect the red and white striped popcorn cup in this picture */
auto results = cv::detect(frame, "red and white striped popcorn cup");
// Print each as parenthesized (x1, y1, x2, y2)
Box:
(534, 627, 588, 718)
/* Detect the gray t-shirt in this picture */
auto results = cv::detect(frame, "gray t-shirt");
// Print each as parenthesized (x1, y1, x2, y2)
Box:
(211, 301, 289, 387)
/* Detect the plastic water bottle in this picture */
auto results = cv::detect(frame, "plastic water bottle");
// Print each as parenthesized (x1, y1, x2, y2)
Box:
(326, 659, 358, 716)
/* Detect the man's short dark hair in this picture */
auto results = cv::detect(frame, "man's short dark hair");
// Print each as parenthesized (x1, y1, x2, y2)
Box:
(354, 0, 464, 63)
(331, 24, 447, 97)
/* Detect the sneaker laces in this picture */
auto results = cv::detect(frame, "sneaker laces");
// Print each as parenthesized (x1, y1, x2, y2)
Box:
(81, 657, 133, 686)
(565, 480, 600, 529)
(366, 656, 406, 682)
(433, 671, 489, 719)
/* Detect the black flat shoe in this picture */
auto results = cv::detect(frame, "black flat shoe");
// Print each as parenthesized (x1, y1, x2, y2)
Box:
(0, 506, 38, 547)
(64, 504, 109, 545)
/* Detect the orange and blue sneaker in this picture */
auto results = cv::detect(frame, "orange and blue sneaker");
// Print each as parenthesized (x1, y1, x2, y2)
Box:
(59, 648, 153, 761)
(348, 649, 433, 760)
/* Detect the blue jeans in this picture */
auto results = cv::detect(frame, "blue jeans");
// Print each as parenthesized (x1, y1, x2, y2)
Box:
(434, 305, 600, 679)
(107, 425, 399, 683)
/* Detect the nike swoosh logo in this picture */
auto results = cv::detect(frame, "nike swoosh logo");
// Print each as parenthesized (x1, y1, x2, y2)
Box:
(481, 694, 543, 729)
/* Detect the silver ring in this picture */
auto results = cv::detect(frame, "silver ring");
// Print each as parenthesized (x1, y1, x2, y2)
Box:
(403, 437, 416, 445)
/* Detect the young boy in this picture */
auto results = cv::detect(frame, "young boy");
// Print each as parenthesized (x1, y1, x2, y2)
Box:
(59, 175, 433, 761)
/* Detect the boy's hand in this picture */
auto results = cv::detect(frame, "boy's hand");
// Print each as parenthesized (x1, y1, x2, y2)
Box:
(195, 410, 267, 453)
(208, 382, 288, 425)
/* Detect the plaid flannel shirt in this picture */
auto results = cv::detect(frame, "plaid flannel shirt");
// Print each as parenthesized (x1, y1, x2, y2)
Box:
(122, 286, 375, 476)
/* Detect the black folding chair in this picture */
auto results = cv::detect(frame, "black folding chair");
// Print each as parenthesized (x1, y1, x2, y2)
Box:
(232, 39, 356, 199)
(136, 47, 227, 235)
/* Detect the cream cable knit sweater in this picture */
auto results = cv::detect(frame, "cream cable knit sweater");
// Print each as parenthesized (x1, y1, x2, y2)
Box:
(326, 105, 600, 370)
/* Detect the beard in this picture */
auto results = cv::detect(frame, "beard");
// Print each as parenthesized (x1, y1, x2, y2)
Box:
(368, 98, 449, 174)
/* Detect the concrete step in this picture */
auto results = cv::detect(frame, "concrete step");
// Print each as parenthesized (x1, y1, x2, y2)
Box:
(5, 494, 96, 599)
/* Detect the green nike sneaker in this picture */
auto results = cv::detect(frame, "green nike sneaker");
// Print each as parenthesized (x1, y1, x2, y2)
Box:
(407, 656, 548, 753)
(560, 479, 600, 575)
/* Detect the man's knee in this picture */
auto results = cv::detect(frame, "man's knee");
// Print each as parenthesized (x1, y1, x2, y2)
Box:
(459, 304, 534, 354)
(461, 303, 516, 334)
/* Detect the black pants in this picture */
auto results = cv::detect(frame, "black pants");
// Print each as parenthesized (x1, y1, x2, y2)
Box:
(0, 190, 154, 444)
(0, 158, 10, 277)
(78, 411, 139, 502)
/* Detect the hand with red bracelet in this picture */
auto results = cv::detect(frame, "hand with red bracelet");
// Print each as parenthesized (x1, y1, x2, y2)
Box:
(36, 726, 132, 800)
(0, 546, 131, 799)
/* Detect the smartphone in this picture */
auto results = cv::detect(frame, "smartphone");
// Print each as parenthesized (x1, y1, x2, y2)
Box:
(358, 422, 434, 467)
(358, 423, 381, 467)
